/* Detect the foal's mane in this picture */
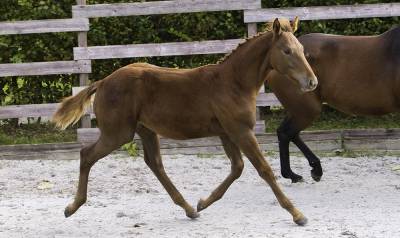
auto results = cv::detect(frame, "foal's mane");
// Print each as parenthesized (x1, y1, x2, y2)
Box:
(217, 19, 294, 64)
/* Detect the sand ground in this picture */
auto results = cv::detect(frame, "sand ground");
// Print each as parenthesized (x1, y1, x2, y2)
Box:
(1, 153, 399, 238)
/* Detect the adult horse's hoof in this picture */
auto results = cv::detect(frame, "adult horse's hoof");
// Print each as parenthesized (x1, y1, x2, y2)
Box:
(311, 168, 322, 182)
(294, 216, 308, 226)
(291, 174, 304, 183)
(186, 210, 200, 219)
(196, 198, 207, 212)
(311, 174, 321, 182)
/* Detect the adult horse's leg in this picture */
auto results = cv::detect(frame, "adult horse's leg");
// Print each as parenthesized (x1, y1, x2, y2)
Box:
(267, 70, 322, 182)
(235, 130, 307, 225)
(277, 117, 304, 183)
(292, 133, 323, 182)
(137, 125, 199, 219)
(277, 116, 323, 182)
(197, 135, 244, 212)
(64, 128, 134, 217)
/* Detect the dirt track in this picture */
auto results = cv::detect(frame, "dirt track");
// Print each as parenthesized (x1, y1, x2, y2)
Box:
(1, 153, 399, 237)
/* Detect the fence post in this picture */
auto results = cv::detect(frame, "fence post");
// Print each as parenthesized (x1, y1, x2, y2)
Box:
(76, 0, 91, 128)
(247, 23, 257, 37)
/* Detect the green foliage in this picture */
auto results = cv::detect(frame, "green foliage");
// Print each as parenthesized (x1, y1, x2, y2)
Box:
(0, 0, 398, 107)
(121, 142, 138, 157)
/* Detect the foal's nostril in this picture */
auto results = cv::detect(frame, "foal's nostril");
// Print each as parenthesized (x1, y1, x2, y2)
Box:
(309, 80, 317, 88)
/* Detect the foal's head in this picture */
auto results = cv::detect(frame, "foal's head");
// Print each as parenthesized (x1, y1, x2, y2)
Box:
(268, 18, 318, 92)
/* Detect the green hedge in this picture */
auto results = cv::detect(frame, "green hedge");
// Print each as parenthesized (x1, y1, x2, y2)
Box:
(0, 0, 398, 106)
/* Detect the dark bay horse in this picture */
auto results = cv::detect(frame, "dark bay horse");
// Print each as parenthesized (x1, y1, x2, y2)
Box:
(53, 18, 317, 225)
(267, 26, 400, 183)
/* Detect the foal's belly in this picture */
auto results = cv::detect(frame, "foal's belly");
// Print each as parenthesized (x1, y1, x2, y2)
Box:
(139, 111, 223, 140)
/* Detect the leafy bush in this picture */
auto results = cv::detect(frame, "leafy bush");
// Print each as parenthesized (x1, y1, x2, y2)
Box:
(0, 0, 397, 107)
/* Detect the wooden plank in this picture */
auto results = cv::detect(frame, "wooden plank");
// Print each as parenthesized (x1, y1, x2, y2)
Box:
(0, 60, 91, 77)
(0, 103, 59, 119)
(0, 18, 89, 35)
(72, 0, 261, 18)
(343, 128, 400, 140)
(344, 138, 400, 151)
(244, 3, 400, 23)
(74, 39, 243, 60)
(0, 142, 82, 160)
(256, 93, 280, 107)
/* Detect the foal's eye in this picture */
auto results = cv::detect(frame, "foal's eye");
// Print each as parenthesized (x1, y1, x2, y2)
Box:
(283, 49, 291, 55)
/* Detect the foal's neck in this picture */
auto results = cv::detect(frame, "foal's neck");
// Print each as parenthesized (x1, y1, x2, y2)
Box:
(220, 32, 273, 93)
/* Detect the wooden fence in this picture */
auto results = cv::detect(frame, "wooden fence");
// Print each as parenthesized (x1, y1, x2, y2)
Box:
(1, 1, 400, 153)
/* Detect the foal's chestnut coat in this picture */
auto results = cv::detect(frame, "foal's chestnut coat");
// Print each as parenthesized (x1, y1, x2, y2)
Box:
(53, 19, 317, 225)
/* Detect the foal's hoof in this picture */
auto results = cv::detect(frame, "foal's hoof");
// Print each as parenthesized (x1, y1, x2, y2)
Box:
(197, 199, 207, 212)
(64, 206, 73, 218)
(186, 210, 200, 219)
(294, 216, 308, 226)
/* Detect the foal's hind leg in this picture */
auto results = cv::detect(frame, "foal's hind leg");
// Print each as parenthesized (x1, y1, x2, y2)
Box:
(137, 125, 199, 219)
(197, 135, 243, 212)
(64, 129, 134, 217)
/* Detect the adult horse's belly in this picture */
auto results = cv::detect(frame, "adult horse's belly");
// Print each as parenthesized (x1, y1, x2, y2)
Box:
(322, 84, 398, 116)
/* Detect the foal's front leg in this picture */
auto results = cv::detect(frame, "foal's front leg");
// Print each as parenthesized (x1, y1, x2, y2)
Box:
(197, 135, 244, 212)
(236, 130, 307, 226)
(137, 125, 199, 219)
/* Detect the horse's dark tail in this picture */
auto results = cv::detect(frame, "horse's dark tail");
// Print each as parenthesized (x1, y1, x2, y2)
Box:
(52, 81, 100, 130)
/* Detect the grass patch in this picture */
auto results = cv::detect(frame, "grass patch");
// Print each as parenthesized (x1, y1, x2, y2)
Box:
(0, 121, 76, 145)
(264, 105, 400, 133)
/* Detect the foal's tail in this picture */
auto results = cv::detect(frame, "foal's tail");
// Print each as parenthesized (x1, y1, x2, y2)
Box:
(52, 81, 100, 130)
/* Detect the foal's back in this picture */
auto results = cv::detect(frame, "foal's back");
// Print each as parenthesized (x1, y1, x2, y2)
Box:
(301, 26, 400, 115)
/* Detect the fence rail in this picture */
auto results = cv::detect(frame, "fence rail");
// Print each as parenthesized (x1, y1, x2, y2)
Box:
(0, 60, 91, 77)
(0, 18, 89, 35)
(244, 3, 400, 23)
(72, 0, 261, 18)
(0, 103, 59, 120)
(74, 39, 243, 60)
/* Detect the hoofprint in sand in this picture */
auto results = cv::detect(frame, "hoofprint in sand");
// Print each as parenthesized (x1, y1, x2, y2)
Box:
(0, 153, 399, 238)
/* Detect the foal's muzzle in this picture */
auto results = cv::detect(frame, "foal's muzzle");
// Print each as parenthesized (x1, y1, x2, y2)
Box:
(301, 77, 318, 92)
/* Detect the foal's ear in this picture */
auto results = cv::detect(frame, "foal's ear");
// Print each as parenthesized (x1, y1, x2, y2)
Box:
(273, 18, 282, 37)
(291, 16, 300, 33)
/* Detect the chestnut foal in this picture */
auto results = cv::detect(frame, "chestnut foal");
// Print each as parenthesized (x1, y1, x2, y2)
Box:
(53, 18, 317, 225)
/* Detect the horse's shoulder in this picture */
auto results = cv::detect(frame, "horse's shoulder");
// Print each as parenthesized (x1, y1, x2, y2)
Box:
(299, 34, 342, 63)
